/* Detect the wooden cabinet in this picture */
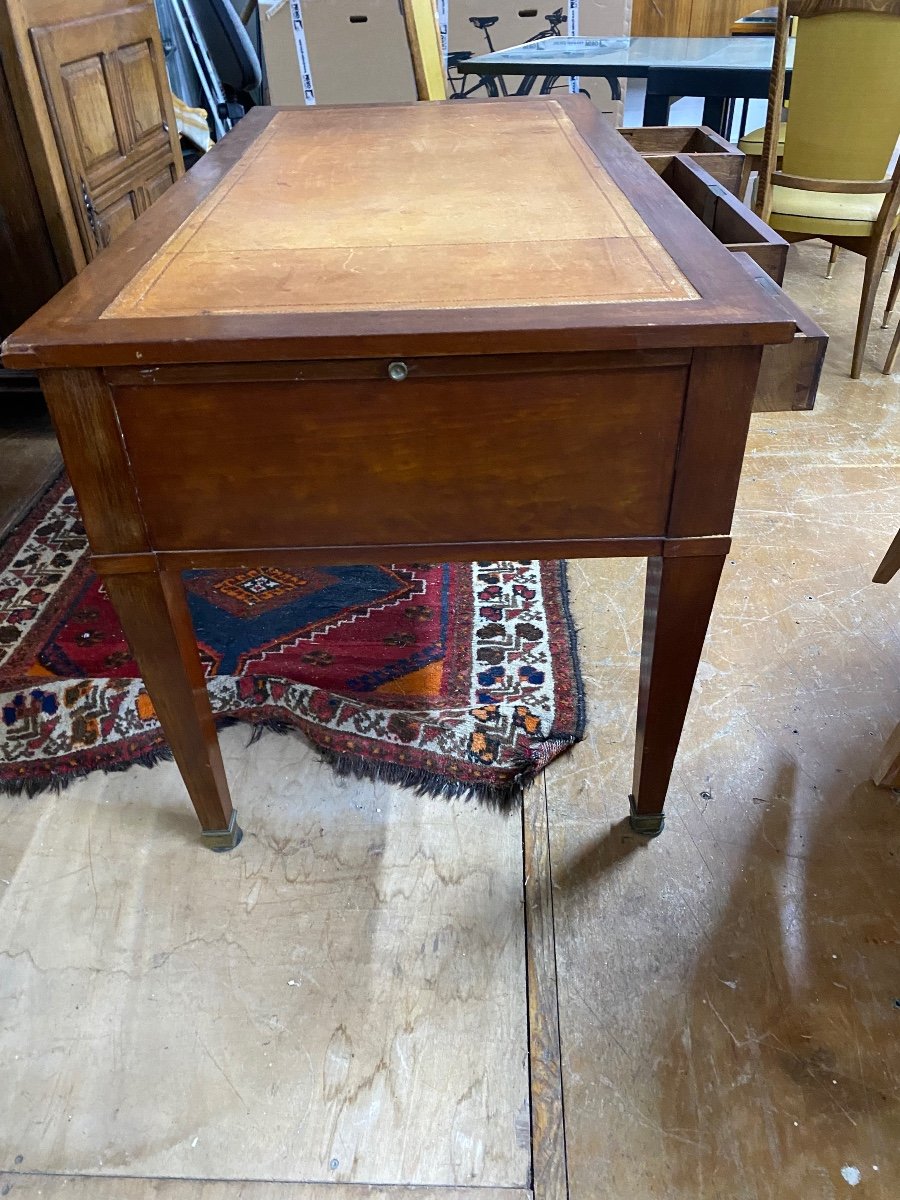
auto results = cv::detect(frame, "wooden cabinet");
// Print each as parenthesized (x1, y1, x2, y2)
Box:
(30, 4, 181, 258)
(632, 0, 753, 38)
(0, 0, 182, 304)
(0, 52, 60, 347)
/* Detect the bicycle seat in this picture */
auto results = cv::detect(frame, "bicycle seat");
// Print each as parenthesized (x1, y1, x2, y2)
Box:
(447, 51, 473, 67)
(470, 16, 500, 29)
(545, 9, 566, 22)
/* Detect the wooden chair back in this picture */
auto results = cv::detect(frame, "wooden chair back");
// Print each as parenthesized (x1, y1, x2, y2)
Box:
(757, 1, 900, 222)
(401, 0, 448, 101)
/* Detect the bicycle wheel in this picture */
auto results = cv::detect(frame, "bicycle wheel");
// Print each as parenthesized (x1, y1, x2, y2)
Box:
(449, 74, 500, 99)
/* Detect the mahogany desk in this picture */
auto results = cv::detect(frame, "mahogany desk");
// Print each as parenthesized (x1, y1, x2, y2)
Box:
(3, 98, 800, 849)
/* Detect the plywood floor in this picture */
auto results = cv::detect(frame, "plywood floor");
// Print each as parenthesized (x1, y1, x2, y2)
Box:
(1, 240, 898, 1200)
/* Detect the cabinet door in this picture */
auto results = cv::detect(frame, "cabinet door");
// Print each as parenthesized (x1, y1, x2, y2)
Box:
(30, 3, 183, 260)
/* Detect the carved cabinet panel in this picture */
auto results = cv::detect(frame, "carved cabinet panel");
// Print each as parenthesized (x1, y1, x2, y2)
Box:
(30, 3, 181, 258)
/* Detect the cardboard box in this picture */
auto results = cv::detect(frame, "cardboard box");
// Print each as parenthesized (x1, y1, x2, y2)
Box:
(259, 0, 629, 118)
(259, 0, 418, 106)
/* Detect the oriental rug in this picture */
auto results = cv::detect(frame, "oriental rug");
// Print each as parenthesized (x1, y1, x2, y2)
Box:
(0, 477, 584, 804)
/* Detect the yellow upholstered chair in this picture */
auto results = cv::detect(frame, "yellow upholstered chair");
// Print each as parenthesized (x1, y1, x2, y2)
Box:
(755, 0, 900, 378)
(737, 120, 786, 201)
(736, 18, 797, 200)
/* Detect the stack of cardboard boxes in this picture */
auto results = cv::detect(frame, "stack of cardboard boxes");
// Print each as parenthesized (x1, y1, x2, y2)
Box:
(258, 0, 630, 122)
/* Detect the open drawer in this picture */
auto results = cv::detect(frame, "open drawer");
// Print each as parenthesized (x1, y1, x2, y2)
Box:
(619, 125, 744, 194)
(733, 253, 827, 412)
(654, 154, 789, 285)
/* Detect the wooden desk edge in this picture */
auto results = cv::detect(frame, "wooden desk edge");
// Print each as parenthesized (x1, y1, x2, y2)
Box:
(91, 537, 733, 576)
(1, 97, 798, 370)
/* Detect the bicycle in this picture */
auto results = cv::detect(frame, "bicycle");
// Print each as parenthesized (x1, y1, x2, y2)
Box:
(447, 9, 590, 101)
(447, 10, 625, 104)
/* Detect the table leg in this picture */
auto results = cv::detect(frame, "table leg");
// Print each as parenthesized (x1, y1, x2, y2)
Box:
(630, 552, 727, 836)
(701, 96, 729, 137)
(642, 90, 671, 126)
(102, 567, 241, 851)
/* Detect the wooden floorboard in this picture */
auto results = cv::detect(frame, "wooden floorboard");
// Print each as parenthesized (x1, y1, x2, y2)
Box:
(0, 1175, 531, 1199)
(522, 783, 568, 1200)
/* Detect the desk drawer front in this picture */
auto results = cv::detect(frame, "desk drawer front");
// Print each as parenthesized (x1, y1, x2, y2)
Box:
(113, 364, 688, 553)
(733, 253, 827, 412)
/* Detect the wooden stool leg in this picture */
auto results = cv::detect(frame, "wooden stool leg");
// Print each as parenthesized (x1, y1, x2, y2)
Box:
(827, 243, 840, 279)
(103, 567, 241, 850)
(630, 553, 727, 836)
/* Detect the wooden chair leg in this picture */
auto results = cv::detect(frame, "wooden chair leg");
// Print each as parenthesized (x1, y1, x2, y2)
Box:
(102, 567, 241, 850)
(873, 527, 900, 584)
(872, 529, 900, 787)
(851, 238, 891, 379)
(885, 223, 899, 264)
(882, 251, 900, 329)
(873, 721, 900, 789)
(826, 243, 840, 279)
(737, 154, 756, 203)
(885, 318, 900, 375)
(630, 552, 727, 835)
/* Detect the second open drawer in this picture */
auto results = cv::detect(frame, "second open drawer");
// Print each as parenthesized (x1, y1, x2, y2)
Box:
(650, 153, 789, 285)
(619, 125, 745, 194)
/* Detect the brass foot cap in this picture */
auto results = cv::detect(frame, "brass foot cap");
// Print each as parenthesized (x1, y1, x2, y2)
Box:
(201, 811, 243, 852)
(628, 795, 665, 837)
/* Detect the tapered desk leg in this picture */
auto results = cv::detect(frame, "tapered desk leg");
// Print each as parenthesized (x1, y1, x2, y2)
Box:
(102, 568, 241, 851)
(630, 553, 727, 836)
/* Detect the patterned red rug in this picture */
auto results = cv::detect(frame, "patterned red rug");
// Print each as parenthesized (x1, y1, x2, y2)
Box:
(0, 477, 584, 804)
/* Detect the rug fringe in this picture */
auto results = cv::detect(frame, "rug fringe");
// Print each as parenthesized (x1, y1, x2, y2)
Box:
(315, 744, 532, 810)
(0, 742, 174, 799)
(555, 561, 588, 744)
(0, 721, 540, 809)
(0, 717, 582, 809)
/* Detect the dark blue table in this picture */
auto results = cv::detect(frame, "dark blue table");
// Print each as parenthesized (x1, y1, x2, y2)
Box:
(457, 36, 795, 134)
